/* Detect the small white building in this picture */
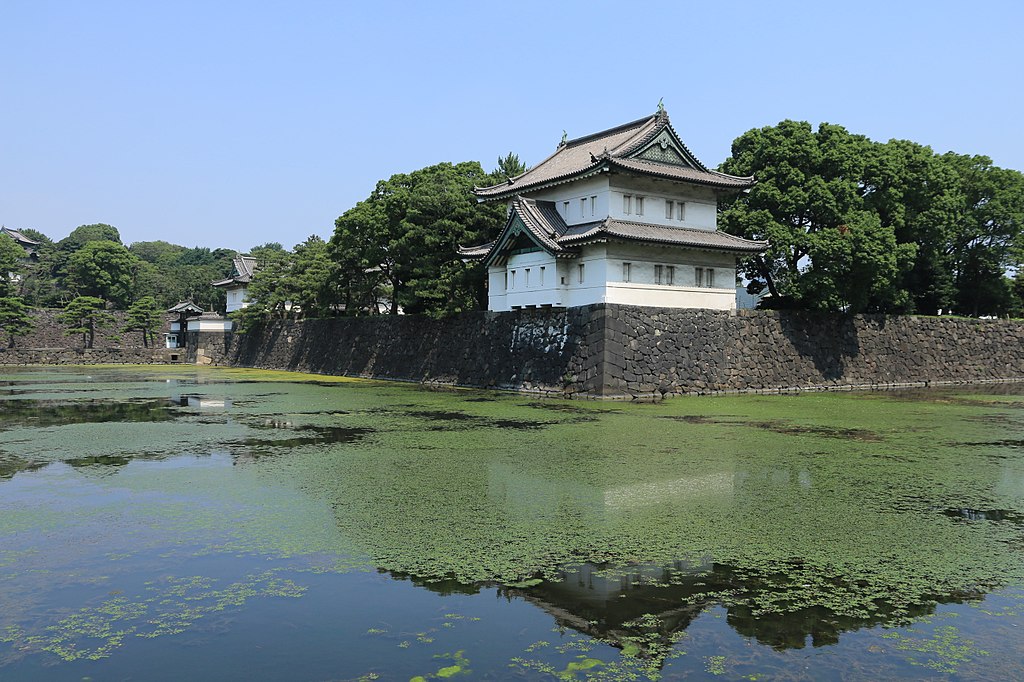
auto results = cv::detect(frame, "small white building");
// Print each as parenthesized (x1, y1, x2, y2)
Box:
(212, 255, 258, 313)
(462, 108, 766, 311)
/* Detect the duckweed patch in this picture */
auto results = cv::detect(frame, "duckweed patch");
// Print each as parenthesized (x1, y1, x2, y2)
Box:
(882, 625, 989, 673)
(2, 367, 1024, 679)
(2, 569, 306, 662)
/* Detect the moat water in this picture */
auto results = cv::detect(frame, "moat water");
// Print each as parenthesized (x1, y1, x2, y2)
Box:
(2, 366, 1024, 680)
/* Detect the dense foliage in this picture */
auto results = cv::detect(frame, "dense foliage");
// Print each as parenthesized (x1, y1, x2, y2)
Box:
(720, 121, 1024, 316)
(329, 161, 506, 317)
(5, 128, 1021, 328)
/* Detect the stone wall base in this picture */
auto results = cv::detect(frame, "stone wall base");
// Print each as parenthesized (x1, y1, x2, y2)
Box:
(190, 305, 1024, 399)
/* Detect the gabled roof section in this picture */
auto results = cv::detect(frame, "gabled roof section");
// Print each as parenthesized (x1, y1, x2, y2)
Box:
(460, 201, 767, 263)
(211, 255, 258, 288)
(167, 300, 204, 315)
(459, 196, 575, 267)
(559, 219, 768, 253)
(2, 227, 41, 247)
(474, 109, 754, 201)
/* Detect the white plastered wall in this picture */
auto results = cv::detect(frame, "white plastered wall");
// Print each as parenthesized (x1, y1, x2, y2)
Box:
(608, 176, 718, 230)
(529, 176, 610, 225)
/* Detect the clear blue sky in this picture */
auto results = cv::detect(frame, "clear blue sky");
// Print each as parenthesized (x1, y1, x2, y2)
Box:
(2, 0, 1021, 252)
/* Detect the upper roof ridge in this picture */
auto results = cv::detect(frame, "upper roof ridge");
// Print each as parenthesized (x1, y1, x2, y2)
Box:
(563, 113, 657, 149)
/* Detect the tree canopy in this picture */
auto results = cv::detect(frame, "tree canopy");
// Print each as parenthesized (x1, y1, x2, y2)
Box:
(65, 240, 139, 307)
(330, 161, 505, 316)
(720, 121, 1024, 316)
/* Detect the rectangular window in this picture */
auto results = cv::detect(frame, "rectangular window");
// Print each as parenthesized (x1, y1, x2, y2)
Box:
(578, 263, 585, 284)
(580, 197, 587, 216)
(666, 266, 675, 286)
(695, 267, 703, 288)
(636, 196, 645, 216)
(590, 196, 597, 216)
(504, 272, 508, 291)
(622, 262, 631, 283)
(677, 202, 686, 221)
(563, 201, 570, 217)
(524, 268, 530, 287)
(539, 266, 545, 286)
(654, 264, 663, 284)
(707, 268, 715, 288)
(665, 201, 674, 219)
(623, 194, 632, 214)
(511, 270, 516, 289)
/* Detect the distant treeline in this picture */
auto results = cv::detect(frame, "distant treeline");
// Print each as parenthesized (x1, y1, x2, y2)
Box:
(4, 120, 1023, 346)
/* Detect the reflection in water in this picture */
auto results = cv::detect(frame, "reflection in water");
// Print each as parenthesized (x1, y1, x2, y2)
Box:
(0, 398, 181, 427)
(0, 368, 1022, 679)
(234, 424, 373, 455)
(501, 559, 982, 662)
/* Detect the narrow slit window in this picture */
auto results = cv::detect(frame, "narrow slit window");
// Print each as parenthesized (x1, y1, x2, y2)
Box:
(665, 201, 674, 220)
(695, 267, 703, 288)
(666, 266, 675, 286)
(707, 268, 715, 288)
(511, 270, 516, 289)
(677, 202, 686, 221)
(563, 201, 570, 217)
(654, 264, 663, 284)
(580, 197, 587, 216)
(539, 266, 545, 286)
(524, 268, 530, 287)
(623, 194, 632, 214)
(623, 262, 631, 283)
(578, 263, 585, 284)
(636, 196, 645, 216)
(504, 272, 508, 291)
(590, 196, 597, 216)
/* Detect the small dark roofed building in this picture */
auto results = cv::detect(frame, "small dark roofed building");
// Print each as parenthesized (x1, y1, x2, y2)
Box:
(461, 106, 767, 311)
(211, 255, 258, 313)
(2, 227, 41, 259)
(165, 301, 234, 349)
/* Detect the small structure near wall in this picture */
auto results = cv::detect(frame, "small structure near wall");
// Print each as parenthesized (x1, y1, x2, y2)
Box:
(166, 301, 204, 349)
(461, 108, 767, 311)
(212, 255, 258, 313)
(166, 303, 233, 352)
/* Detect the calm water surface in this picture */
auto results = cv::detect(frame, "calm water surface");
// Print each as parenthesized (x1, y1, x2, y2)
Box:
(2, 366, 1024, 681)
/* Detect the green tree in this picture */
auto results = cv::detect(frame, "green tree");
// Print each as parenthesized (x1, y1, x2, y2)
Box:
(59, 296, 114, 349)
(490, 152, 528, 183)
(123, 296, 164, 347)
(0, 233, 25, 298)
(65, 240, 139, 307)
(0, 296, 34, 348)
(289, 235, 337, 318)
(1011, 270, 1024, 318)
(59, 223, 122, 250)
(719, 120, 912, 312)
(330, 161, 504, 317)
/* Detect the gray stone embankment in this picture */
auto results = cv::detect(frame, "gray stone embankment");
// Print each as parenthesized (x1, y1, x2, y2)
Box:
(190, 304, 1024, 399)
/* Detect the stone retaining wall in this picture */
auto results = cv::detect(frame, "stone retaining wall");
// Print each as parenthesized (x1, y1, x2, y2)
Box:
(599, 306, 1024, 398)
(7, 309, 170, 350)
(0, 347, 179, 365)
(190, 307, 603, 396)
(192, 305, 1024, 398)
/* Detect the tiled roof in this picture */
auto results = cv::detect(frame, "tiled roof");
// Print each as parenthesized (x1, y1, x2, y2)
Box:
(212, 255, 259, 287)
(461, 196, 766, 262)
(167, 300, 204, 314)
(606, 158, 753, 188)
(1, 227, 41, 246)
(474, 110, 753, 200)
(559, 219, 768, 253)
(457, 242, 494, 258)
